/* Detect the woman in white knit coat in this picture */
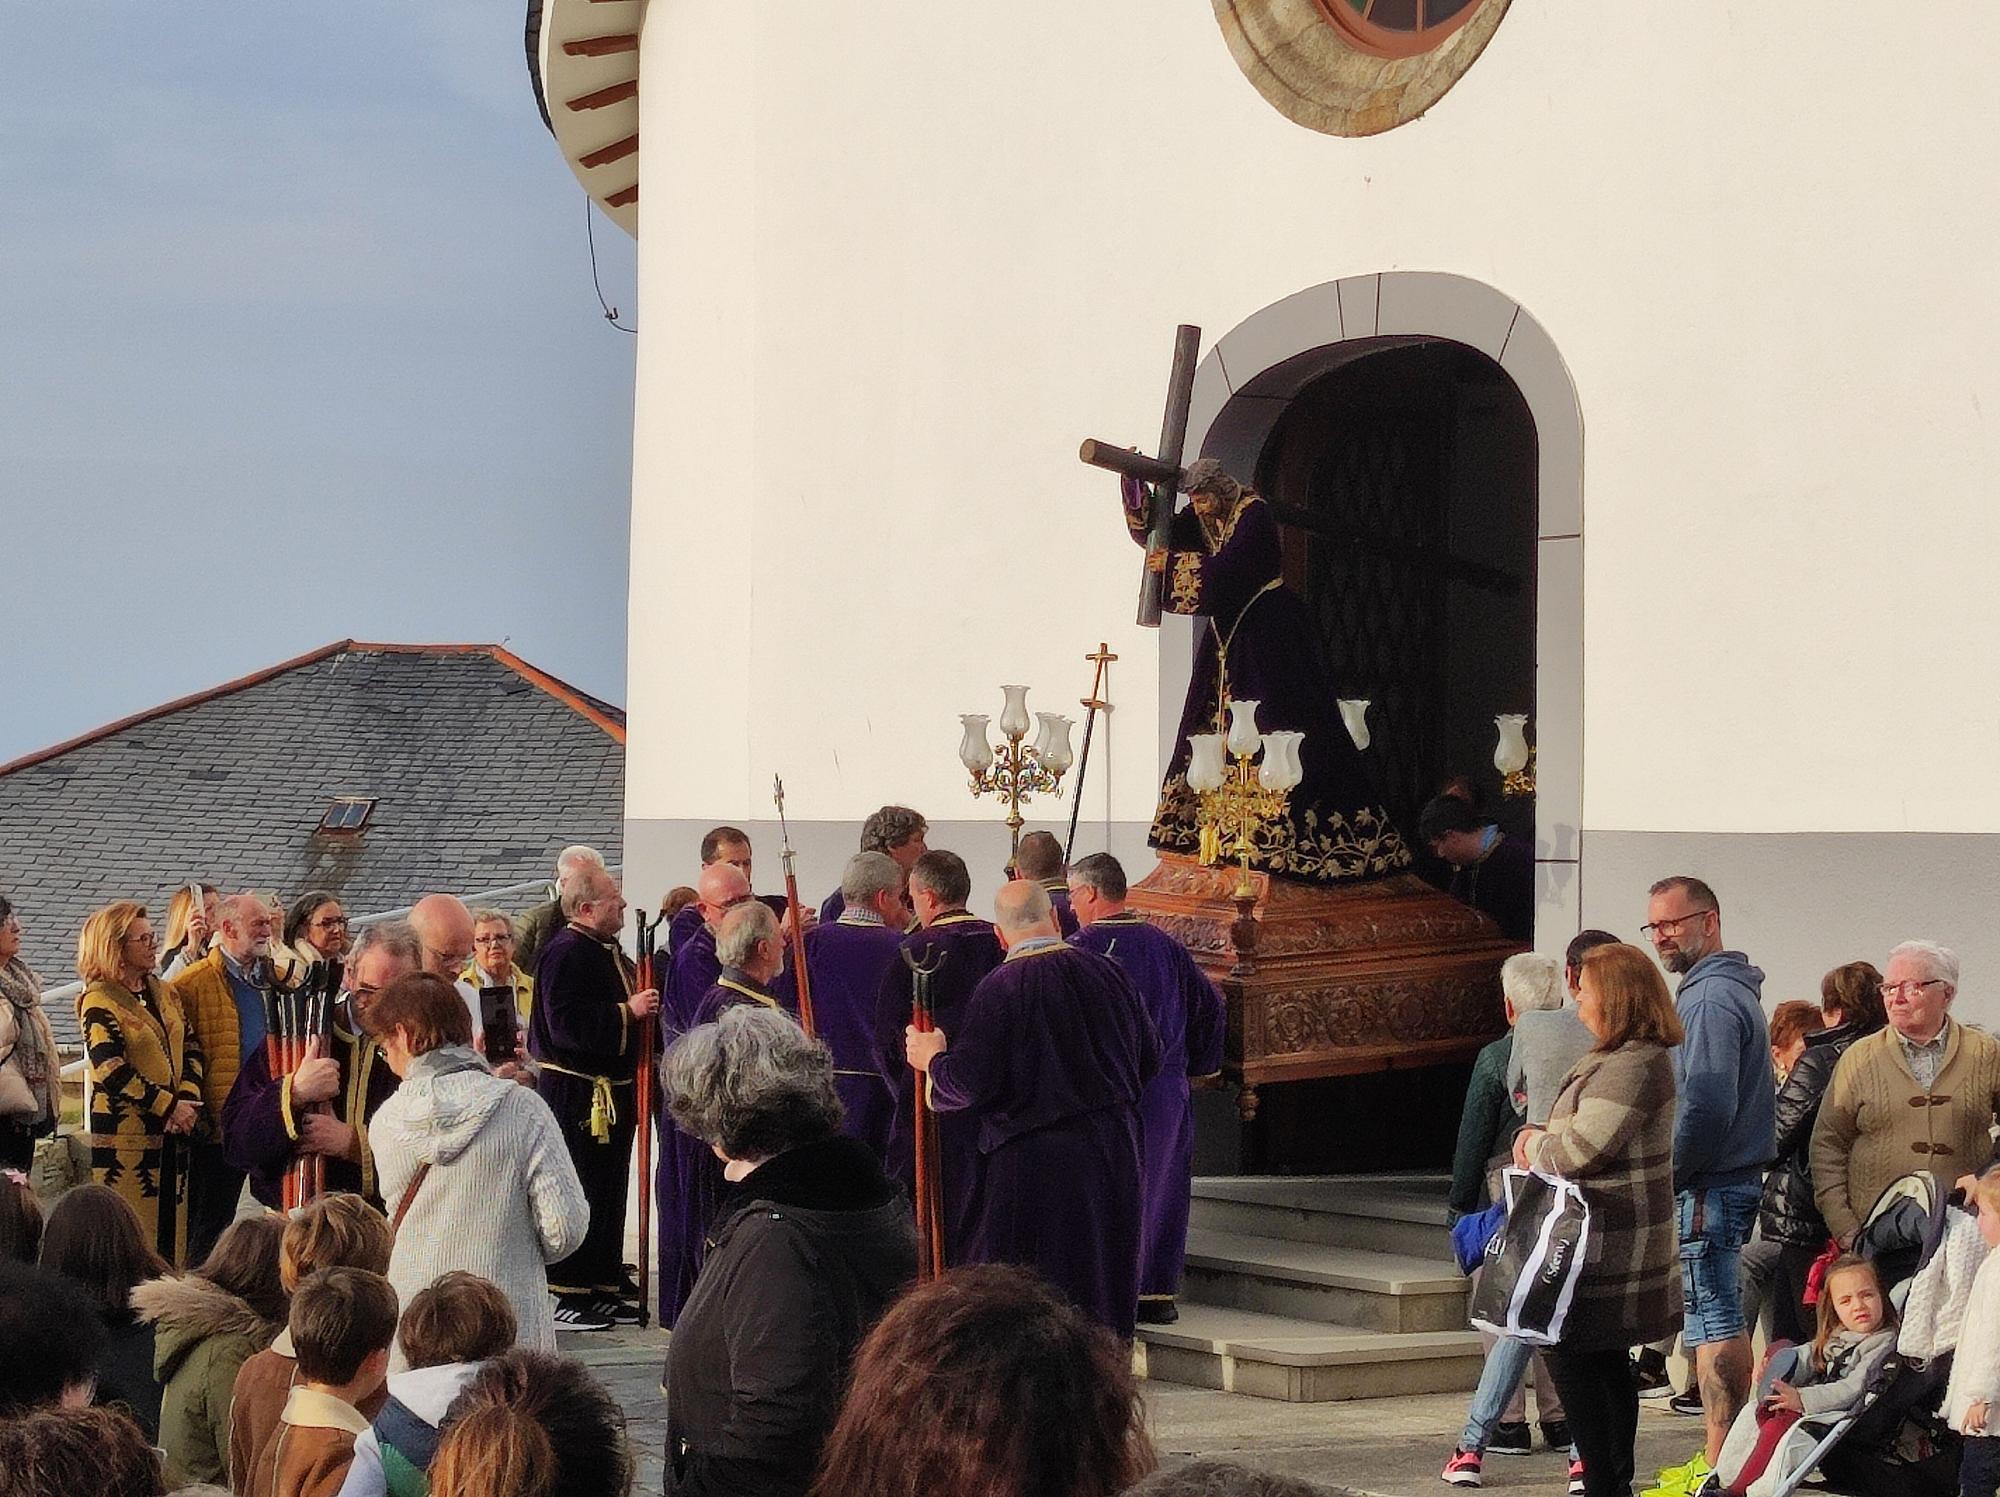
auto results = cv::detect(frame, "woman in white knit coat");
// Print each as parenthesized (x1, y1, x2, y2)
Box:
(364, 972, 587, 1367)
(1947, 1170, 2000, 1496)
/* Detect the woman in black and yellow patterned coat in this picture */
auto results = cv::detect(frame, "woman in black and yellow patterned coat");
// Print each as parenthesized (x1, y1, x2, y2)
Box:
(76, 901, 205, 1264)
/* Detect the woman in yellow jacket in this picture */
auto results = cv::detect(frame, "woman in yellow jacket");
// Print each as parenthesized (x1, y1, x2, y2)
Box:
(77, 900, 206, 1264)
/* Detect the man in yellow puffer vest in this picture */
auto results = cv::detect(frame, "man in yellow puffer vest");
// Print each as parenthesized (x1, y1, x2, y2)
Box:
(170, 894, 276, 1260)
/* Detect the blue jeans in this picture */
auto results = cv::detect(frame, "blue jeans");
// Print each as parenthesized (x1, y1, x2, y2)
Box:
(1962, 1434, 2000, 1497)
(1461, 1334, 1578, 1455)
(1679, 1181, 1761, 1347)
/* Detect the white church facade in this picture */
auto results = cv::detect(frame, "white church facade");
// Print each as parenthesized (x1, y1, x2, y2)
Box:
(530, 0, 2000, 1022)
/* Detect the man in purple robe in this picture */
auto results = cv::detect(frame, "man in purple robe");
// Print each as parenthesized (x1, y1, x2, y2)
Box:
(1013, 829, 1080, 936)
(906, 880, 1160, 1338)
(528, 865, 660, 1333)
(875, 849, 1003, 1265)
(664, 826, 791, 957)
(223, 920, 418, 1212)
(1067, 851, 1226, 1325)
(802, 852, 905, 1163)
(818, 805, 927, 926)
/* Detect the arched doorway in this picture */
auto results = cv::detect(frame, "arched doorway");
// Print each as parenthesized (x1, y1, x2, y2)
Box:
(1169, 274, 1583, 1171)
(1256, 339, 1537, 857)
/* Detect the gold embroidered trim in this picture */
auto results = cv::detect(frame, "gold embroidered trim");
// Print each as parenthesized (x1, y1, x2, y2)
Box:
(1171, 552, 1203, 612)
(1150, 774, 1413, 882)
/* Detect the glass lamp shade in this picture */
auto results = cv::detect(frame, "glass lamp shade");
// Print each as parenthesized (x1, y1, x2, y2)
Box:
(1041, 715, 1076, 773)
(1337, 698, 1372, 752)
(1186, 734, 1227, 792)
(1259, 730, 1305, 791)
(957, 714, 994, 774)
(998, 685, 1032, 741)
(1225, 698, 1263, 758)
(1494, 714, 1531, 776)
(1030, 711, 1055, 759)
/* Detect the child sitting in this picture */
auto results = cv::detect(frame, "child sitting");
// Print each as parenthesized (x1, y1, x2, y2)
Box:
(338, 1271, 519, 1497)
(1711, 1253, 1898, 1497)
(247, 1266, 400, 1497)
(1945, 1168, 2000, 1497)
(229, 1193, 394, 1491)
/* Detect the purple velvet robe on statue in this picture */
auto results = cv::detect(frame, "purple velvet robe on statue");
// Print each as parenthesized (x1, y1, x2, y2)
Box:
(873, 912, 1004, 1266)
(927, 940, 1160, 1337)
(803, 915, 903, 1163)
(1122, 478, 1412, 885)
(1070, 914, 1225, 1303)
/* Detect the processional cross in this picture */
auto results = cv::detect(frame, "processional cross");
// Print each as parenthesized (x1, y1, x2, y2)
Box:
(1079, 324, 1203, 627)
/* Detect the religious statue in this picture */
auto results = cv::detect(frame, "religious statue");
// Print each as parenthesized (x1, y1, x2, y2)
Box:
(1120, 458, 1411, 884)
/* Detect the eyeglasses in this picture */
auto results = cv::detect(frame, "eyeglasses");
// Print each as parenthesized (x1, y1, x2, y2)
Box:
(1881, 979, 1948, 999)
(311, 916, 349, 931)
(1639, 910, 1713, 939)
(123, 930, 159, 946)
(473, 933, 513, 946)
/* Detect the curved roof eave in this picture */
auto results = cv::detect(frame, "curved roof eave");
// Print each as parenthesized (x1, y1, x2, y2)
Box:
(527, 0, 641, 238)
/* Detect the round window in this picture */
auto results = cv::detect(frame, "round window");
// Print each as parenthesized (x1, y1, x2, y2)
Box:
(1215, 0, 1510, 137)
(1312, 0, 1481, 59)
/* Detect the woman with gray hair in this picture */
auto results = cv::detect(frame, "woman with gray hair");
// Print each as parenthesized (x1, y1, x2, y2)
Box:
(661, 1005, 915, 1497)
(1506, 949, 1599, 1129)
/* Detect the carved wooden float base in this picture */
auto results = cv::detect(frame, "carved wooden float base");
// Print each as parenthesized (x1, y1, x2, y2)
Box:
(1128, 855, 1524, 1121)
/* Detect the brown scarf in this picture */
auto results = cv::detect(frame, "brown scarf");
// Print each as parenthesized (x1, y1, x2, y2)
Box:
(0, 958, 55, 1113)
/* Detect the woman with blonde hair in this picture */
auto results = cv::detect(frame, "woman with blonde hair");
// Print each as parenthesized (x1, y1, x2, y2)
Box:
(1512, 942, 1684, 1497)
(160, 883, 219, 980)
(0, 893, 60, 1170)
(77, 901, 205, 1264)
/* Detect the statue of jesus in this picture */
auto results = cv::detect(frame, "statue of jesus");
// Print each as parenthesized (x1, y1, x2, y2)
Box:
(1122, 458, 1411, 885)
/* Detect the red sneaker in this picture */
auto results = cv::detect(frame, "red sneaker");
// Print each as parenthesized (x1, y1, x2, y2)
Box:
(1441, 1449, 1483, 1487)
(1567, 1457, 1586, 1496)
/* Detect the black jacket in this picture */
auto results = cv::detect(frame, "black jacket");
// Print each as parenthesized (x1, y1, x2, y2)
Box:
(664, 1133, 916, 1497)
(1760, 1021, 1873, 1245)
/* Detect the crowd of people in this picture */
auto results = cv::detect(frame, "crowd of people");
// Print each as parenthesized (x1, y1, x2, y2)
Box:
(0, 812, 1249, 1496)
(1445, 876, 2000, 1497)
(8, 825, 2000, 1497)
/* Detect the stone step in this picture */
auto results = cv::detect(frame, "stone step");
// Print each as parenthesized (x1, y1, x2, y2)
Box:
(1191, 1172, 1457, 1258)
(1181, 1227, 1469, 1333)
(1135, 1302, 1485, 1403)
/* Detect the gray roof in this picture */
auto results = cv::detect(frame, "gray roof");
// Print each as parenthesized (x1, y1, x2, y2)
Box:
(0, 642, 624, 1047)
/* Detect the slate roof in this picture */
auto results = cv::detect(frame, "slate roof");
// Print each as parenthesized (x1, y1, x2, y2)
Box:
(0, 642, 625, 1048)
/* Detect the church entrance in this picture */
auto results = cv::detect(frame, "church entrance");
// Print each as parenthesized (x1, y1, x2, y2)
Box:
(1186, 332, 1546, 1175)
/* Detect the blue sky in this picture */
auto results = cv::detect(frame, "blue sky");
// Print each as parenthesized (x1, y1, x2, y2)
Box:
(0, 5, 637, 763)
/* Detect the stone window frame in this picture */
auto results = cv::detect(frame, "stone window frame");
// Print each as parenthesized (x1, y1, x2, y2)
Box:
(1213, 0, 1512, 137)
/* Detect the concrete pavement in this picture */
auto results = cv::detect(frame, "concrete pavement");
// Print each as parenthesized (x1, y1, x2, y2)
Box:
(574, 1324, 1700, 1496)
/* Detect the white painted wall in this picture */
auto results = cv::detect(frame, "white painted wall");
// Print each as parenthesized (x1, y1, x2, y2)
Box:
(628, 1, 2000, 837)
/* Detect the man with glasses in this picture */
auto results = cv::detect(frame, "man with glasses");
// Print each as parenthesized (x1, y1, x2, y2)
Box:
(1812, 940, 2000, 1252)
(221, 919, 419, 1211)
(1640, 877, 1773, 1497)
(172, 892, 281, 1259)
(664, 826, 793, 957)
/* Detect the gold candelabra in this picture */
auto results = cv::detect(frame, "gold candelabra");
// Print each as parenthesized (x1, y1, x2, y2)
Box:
(1186, 696, 1303, 900)
(959, 686, 1074, 866)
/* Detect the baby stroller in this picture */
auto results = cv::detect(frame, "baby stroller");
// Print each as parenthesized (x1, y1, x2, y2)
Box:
(1737, 1173, 1962, 1497)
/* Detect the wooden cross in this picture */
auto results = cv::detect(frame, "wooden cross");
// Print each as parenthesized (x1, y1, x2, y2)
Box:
(1078, 324, 1202, 628)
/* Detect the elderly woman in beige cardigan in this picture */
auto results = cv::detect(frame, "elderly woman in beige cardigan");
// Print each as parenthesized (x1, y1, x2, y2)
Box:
(1513, 943, 1683, 1497)
(1810, 940, 2000, 1248)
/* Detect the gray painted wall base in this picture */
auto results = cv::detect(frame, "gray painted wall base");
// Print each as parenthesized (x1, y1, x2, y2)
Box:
(1582, 831, 2000, 1029)
(623, 815, 1157, 923)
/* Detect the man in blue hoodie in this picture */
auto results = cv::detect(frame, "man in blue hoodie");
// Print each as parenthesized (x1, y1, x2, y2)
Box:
(1640, 876, 1776, 1497)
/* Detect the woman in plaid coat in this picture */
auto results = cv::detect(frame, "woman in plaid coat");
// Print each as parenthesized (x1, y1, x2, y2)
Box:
(1516, 942, 1683, 1497)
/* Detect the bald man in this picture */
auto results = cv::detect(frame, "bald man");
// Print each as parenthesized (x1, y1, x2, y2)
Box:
(663, 826, 792, 957)
(412, 892, 533, 1084)
(1013, 829, 1079, 936)
(905, 880, 1160, 1337)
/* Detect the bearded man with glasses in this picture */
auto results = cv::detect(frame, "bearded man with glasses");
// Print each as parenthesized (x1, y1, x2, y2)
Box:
(1638, 876, 1774, 1497)
(1812, 940, 2000, 1253)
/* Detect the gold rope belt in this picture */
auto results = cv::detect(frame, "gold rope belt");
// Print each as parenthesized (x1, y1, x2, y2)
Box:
(538, 1061, 632, 1143)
